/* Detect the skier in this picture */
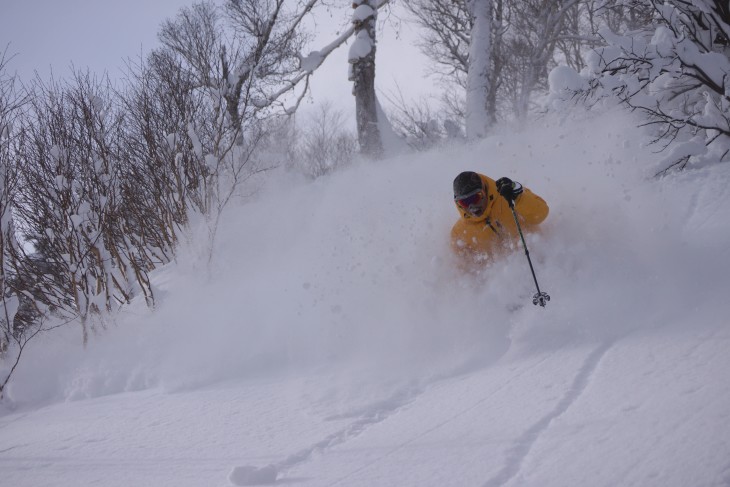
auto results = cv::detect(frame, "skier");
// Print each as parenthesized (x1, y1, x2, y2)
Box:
(451, 171, 549, 266)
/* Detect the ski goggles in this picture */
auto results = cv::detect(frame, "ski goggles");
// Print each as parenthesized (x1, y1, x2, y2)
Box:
(454, 188, 486, 210)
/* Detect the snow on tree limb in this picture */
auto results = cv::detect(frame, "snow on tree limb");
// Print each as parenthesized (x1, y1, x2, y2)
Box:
(552, 0, 730, 174)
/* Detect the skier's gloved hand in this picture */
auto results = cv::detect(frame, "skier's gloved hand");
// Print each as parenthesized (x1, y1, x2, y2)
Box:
(496, 177, 523, 203)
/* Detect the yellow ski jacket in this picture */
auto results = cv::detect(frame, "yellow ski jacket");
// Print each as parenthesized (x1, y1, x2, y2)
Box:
(451, 174, 549, 263)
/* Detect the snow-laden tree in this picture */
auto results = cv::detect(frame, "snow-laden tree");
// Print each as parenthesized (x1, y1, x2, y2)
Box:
(402, 0, 493, 136)
(145, 0, 337, 245)
(10, 72, 168, 341)
(561, 0, 730, 173)
(0, 50, 24, 356)
(349, 0, 385, 156)
(159, 0, 318, 132)
(545, 1, 654, 73)
(506, 0, 584, 120)
(160, 0, 399, 160)
(404, 0, 590, 133)
(121, 49, 208, 251)
(0, 52, 55, 399)
(465, 0, 494, 138)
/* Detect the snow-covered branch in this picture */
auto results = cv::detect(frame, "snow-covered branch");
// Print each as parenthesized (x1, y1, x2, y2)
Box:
(553, 0, 730, 174)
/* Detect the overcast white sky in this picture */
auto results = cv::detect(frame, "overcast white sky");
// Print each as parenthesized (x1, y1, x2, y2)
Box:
(0, 0, 192, 80)
(0, 0, 434, 119)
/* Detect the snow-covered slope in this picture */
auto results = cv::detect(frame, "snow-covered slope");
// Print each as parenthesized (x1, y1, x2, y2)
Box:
(1, 110, 729, 487)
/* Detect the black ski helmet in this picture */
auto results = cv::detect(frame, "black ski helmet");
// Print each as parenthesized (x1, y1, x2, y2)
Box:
(453, 171, 483, 198)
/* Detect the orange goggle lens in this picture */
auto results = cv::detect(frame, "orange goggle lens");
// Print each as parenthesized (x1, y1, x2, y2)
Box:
(455, 189, 485, 210)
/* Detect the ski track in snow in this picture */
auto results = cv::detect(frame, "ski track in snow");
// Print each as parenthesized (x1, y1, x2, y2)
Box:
(250, 330, 513, 482)
(0, 443, 29, 454)
(272, 386, 425, 474)
(482, 340, 615, 487)
(320, 352, 556, 487)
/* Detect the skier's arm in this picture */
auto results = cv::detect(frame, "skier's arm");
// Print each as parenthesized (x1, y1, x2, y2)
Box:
(514, 188, 549, 226)
(496, 177, 548, 226)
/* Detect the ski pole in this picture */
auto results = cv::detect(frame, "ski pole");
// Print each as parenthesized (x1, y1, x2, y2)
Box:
(507, 200, 550, 307)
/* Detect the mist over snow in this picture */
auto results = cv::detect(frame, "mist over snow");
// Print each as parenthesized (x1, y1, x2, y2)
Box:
(2, 110, 729, 487)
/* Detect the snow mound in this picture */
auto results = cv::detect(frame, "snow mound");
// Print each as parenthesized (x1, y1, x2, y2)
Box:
(228, 464, 278, 486)
(548, 65, 587, 93)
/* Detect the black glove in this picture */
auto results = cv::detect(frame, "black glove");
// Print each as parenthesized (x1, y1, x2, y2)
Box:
(496, 177, 523, 203)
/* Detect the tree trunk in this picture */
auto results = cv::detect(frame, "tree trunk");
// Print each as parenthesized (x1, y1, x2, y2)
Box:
(350, 0, 383, 157)
(488, 0, 503, 123)
(466, 0, 493, 139)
